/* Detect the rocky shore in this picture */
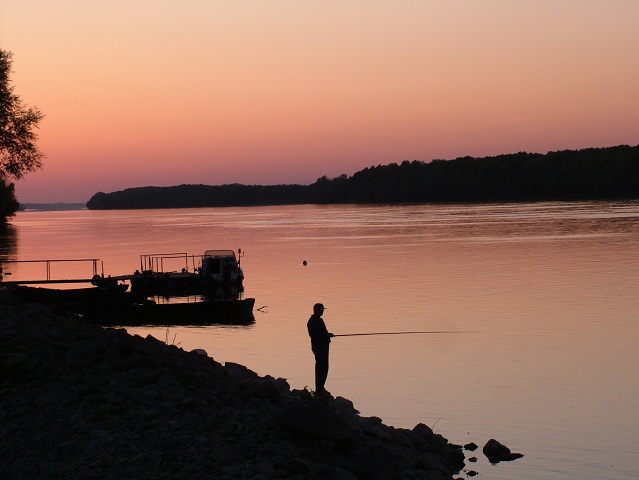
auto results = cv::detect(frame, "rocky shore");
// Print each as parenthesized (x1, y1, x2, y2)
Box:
(1, 301, 466, 479)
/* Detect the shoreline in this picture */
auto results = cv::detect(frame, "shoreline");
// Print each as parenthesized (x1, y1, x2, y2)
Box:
(1, 301, 466, 479)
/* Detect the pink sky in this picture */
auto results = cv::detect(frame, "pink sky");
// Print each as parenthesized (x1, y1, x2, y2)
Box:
(2, 1, 638, 203)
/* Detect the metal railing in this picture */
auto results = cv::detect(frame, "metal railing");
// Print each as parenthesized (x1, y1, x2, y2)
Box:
(0, 258, 102, 284)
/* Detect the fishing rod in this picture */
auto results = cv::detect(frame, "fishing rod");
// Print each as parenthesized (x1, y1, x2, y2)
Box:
(333, 330, 466, 337)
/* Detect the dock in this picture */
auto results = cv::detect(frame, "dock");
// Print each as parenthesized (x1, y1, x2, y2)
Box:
(0, 258, 104, 285)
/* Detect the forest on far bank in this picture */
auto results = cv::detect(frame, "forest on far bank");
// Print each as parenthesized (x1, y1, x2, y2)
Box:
(86, 144, 639, 210)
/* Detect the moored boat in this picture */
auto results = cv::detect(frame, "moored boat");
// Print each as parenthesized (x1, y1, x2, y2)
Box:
(2, 249, 255, 326)
(125, 249, 245, 294)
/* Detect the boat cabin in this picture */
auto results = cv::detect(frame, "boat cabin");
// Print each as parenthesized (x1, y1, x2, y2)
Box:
(201, 249, 244, 284)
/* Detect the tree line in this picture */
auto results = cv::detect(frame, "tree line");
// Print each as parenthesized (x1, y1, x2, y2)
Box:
(87, 144, 639, 210)
(86, 184, 310, 210)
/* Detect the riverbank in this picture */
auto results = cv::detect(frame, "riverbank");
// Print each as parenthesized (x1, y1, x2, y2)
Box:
(1, 301, 465, 479)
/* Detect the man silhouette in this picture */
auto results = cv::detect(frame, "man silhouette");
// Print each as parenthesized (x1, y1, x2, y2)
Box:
(307, 303, 334, 395)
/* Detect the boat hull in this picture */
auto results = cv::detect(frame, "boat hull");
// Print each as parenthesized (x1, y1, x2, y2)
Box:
(128, 272, 244, 295)
(6, 285, 255, 327)
(85, 297, 256, 327)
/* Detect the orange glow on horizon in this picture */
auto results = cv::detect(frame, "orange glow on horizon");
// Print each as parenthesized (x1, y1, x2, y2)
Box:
(2, 1, 638, 202)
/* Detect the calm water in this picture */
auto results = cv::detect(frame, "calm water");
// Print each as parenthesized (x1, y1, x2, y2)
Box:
(3, 202, 639, 479)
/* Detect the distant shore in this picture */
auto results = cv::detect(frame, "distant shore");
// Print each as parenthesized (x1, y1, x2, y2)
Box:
(1, 299, 467, 479)
(85, 144, 639, 210)
(18, 202, 86, 212)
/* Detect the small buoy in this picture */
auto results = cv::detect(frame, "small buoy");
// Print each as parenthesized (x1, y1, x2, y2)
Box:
(302, 260, 307, 266)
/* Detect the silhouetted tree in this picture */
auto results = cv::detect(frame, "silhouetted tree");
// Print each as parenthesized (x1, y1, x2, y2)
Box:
(0, 50, 45, 221)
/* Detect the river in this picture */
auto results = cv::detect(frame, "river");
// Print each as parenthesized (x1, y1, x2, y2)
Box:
(2, 201, 638, 479)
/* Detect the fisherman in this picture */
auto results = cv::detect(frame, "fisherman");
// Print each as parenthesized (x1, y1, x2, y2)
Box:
(307, 302, 334, 396)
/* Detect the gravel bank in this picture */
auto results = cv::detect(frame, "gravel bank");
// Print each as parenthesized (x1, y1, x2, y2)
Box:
(1, 302, 465, 479)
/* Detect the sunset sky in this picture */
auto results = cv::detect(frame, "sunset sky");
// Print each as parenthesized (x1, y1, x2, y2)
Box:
(2, 1, 638, 203)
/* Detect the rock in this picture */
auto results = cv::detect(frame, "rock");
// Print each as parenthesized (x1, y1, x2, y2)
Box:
(275, 401, 355, 443)
(224, 361, 256, 374)
(256, 377, 283, 401)
(332, 396, 359, 416)
(66, 338, 104, 368)
(287, 457, 310, 475)
(483, 438, 524, 463)
(338, 444, 398, 480)
(416, 451, 450, 474)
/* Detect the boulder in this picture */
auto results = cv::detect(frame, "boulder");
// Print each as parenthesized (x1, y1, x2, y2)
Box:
(483, 438, 524, 463)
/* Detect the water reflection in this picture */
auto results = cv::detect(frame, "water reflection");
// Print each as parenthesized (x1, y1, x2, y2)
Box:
(0, 223, 18, 259)
(0, 224, 18, 282)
